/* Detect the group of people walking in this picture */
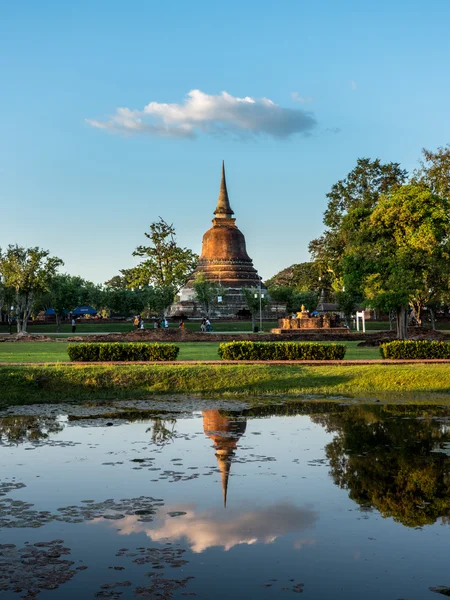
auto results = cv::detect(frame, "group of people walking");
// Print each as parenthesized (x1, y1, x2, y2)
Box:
(133, 315, 169, 330)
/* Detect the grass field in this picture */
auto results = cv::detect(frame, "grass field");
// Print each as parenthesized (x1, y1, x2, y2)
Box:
(0, 319, 396, 335)
(1, 362, 450, 406)
(0, 340, 382, 362)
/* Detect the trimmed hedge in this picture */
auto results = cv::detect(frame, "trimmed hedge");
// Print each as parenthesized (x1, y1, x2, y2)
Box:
(67, 342, 179, 362)
(218, 341, 346, 361)
(380, 340, 450, 359)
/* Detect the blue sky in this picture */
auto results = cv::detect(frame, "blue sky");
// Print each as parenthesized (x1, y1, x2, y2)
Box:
(1, 0, 450, 284)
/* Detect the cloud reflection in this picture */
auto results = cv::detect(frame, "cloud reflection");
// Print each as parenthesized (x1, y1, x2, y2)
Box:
(109, 503, 318, 553)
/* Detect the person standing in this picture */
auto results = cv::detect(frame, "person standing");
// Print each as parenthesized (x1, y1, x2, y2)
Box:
(71, 318, 76, 333)
(163, 318, 169, 328)
(140, 318, 145, 330)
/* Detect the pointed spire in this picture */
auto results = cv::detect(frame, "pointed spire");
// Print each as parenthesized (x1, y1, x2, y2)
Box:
(216, 452, 231, 508)
(214, 161, 234, 218)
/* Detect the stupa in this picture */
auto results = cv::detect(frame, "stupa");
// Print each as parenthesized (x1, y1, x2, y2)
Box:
(202, 410, 247, 508)
(170, 162, 267, 318)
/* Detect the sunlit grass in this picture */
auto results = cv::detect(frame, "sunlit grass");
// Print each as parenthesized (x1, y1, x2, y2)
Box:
(1, 362, 450, 407)
(0, 340, 381, 363)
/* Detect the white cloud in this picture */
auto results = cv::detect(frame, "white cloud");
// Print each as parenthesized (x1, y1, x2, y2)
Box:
(291, 91, 313, 103)
(87, 89, 317, 139)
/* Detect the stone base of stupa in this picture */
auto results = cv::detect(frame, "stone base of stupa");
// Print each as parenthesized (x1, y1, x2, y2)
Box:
(168, 286, 285, 319)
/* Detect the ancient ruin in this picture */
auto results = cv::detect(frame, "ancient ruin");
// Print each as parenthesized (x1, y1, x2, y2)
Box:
(169, 163, 280, 318)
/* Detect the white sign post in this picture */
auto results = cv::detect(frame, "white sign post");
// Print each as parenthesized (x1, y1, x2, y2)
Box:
(356, 310, 366, 333)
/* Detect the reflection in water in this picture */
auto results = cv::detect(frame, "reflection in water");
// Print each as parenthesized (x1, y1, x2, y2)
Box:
(313, 406, 450, 527)
(0, 415, 63, 444)
(202, 410, 247, 507)
(104, 503, 318, 553)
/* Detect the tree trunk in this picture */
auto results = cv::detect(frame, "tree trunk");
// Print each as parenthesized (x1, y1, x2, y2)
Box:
(251, 312, 255, 332)
(396, 305, 408, 340)
(430, 307, 436, 330)
(56, 314, 60, 333)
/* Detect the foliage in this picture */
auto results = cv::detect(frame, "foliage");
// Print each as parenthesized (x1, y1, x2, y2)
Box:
(0, 245, 63, 333)
(123, 217, 197, 289)
(43, 274, 86, 330)
(191, 272, 224, 317)
(117, 218, 198, 316)
(414, 145, 450, 199)
(380, 340, 450, 359)
(218, 341, 346, 360)
(362, 184, 450, 338)
(265, 262, 323, 291)
(309, 158, 407, 281)
(67, 342, 179, 362)
(268, 286, 317, 313)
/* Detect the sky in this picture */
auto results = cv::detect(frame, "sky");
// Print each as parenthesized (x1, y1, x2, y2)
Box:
(1, 0, 450, 284)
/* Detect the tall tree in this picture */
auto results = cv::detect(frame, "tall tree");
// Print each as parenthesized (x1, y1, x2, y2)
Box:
(414, 145, 450, 199)
(0, 245, 63, 333)
(309, 158, 407, 282)
(265, 262, 323, 292)
(356, 184, 450, 338)
(44, 274, 86, 331)
(121, 217, 198, 315)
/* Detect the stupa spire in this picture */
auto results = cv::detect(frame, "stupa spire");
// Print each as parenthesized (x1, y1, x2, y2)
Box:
(214, 161, 234, 218)
(216, 452, 231, 508)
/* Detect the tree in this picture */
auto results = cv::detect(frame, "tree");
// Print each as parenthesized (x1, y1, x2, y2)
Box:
(124, 217, 198, 290)
(121, 217, 198, 316)
(359, 184, 450, 339)
(0, 245, 63, 333)
(265, 262, 323, 292)
(414, 145, 450, 200)
(268, 286, 318, 314)
(309, 158, 407, 283)
(242, 288, 268, 331)
(45, 274, 86, 332)
(191, 272, 224, 318)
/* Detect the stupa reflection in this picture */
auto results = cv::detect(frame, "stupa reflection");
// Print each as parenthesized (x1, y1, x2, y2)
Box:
(202, 410, 247, 507)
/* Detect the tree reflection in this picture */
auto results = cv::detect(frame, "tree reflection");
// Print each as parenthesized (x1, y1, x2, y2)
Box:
(0, 415, 63, 444)
(146, 417, 177, 446)
(312, 406, 450, 527)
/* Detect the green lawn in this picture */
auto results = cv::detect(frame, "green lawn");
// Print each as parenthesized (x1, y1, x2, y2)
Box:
(1, 362, 450, 406)
(0, 320, 279, 334)
(0, 340, 381, 363)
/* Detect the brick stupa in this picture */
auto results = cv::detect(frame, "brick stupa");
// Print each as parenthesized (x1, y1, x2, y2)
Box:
(202, 410, 247, 508)
(170, 162, 265, 318)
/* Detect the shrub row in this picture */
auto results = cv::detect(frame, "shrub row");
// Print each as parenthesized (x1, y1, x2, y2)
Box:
(380, 340, 450, 359)
(67, 342, 179, 362)
(218, 341, 346, 361)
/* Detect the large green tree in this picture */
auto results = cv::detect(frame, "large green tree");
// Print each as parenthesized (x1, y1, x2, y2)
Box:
(44, 274, 87, 331)
(0, 245, 63, 333)
(120, 217, 198, 315)
(414, 145, 450, 199)
(309, 158, 407, 285)
(265, 262, 323, 292)
(359, 184, 450, 338)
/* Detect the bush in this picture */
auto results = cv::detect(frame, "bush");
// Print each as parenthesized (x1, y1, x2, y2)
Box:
(68, 342, 179, 362)
(218, 341, 346, 361)
(380, 340, 450, 359)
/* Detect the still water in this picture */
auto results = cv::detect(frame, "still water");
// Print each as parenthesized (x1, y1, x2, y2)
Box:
(1, 401, 450, 599)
